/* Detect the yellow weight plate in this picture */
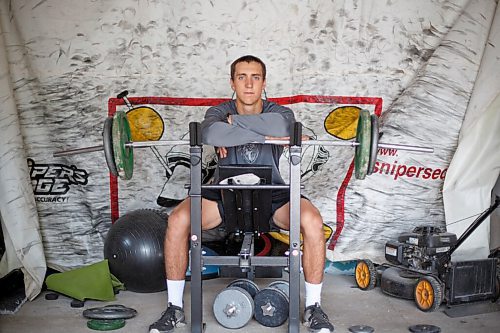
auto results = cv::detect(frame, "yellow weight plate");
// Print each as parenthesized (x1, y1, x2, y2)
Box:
(126, 106, 164, 141)
(324, 106, 361, 140)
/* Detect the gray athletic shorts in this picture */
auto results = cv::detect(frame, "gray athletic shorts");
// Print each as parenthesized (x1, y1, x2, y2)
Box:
(201, 188, 307, 231)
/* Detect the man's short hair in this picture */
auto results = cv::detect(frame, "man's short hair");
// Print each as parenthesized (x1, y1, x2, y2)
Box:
(230, 55, 266, 80)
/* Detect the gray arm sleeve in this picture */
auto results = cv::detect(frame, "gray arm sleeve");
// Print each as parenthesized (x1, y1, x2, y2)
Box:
(201, 102, 295, 146)
(201, 106, 265, 147)
(231, 112, 293, 137)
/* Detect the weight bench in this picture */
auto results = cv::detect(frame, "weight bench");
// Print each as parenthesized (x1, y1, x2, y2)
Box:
(188, 122, 303, 333)
(216, 164, 281, 279)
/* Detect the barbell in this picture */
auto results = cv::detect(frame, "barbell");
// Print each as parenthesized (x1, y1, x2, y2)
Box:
(53, 109, 433, 180)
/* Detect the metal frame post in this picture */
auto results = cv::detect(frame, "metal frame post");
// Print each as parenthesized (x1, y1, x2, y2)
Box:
(288, 122, 302, 333)
(189, 123, 204, 333)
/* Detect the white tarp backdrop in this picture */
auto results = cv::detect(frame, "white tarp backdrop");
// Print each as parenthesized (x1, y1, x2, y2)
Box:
(0, 0, 498, 298)
(443, 2, 500, 261)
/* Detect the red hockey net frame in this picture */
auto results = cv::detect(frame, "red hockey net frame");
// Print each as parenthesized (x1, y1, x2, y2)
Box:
(107, 95, 383, 251)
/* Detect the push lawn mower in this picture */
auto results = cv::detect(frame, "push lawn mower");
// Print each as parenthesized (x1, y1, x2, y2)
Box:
(355, 196, 500, 312)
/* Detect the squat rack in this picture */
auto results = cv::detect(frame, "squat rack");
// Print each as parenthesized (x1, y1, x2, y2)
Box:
(188, 122, 304, 333)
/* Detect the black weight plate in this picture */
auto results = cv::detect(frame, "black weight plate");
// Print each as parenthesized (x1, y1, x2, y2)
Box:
(409, 324, 441, 333)
(227, 279, 260, 299)
(44, 292, 59, 300)
(268, 280, 289, 298)
(70, 299, 85, 308)
(349, 324, 375, 333)
(103, 117, 118, 176)
(83, 304, 138, 320)
(367, 114, 379, 175)
(254, 287, 289, 327)
(87, 319, 126, 331)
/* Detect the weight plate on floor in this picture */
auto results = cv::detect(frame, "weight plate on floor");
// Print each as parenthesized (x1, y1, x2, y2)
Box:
(83, 304, 138, 320)
(213, 286, 254, 329)
(112, 111, 134, 180)
(103, 117, 118, 176)
(354, 109, 371, 180)
(70, 299, 85, 308)
(409, 324, 441, 333)
(349, 324, 375, 333)
(268, 280, 289, 298)
(87, 319, 126, 331)
(44, 292, 59, 300)
(227, 279, 260, 299)
(254, 287, 289, 327)
(367, 114, 379, 175)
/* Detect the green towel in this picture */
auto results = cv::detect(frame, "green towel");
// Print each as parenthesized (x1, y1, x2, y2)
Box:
(45, 260, 123, 301)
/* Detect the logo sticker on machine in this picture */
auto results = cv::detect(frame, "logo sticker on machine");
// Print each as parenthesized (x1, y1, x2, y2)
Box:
(436, 247, 450, 253)
(408, 237, 419, 245)
(385, 246, 397, 256)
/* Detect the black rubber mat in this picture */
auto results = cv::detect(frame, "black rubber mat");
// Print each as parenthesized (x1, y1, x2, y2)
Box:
(444, 301, 500, 318)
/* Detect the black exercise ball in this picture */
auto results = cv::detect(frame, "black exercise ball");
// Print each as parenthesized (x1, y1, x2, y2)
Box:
(104, 209, 167, 293)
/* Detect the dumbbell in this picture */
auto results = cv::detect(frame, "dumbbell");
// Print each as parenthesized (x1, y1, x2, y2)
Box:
(212, 279, 260, 329)
(254, 280, 290, 327)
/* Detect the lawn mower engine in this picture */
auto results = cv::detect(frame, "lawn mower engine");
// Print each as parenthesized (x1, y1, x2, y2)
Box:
(385, 226, 457, 275)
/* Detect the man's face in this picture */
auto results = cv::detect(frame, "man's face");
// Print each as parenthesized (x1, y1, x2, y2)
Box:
(231, 61, 266, 106)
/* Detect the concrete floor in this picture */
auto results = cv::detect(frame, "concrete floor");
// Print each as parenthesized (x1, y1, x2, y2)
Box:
(1, 273, 499, 333)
